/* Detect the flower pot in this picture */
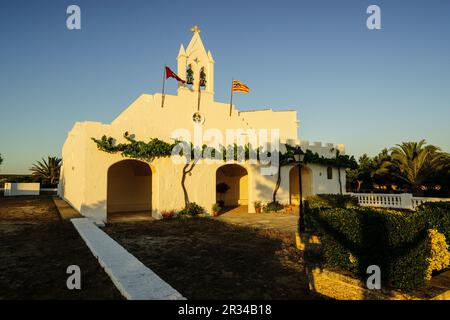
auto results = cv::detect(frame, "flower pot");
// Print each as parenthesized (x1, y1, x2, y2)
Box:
(255, 207, 261, 214)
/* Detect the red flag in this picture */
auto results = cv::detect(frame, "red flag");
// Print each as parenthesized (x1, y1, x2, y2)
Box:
(165, 66, 185, 84)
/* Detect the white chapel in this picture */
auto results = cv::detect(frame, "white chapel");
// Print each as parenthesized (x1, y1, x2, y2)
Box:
(58, 26, 346, 223)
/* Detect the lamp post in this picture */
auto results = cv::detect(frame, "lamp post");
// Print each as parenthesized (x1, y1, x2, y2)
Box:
(293, 146, 306, 233)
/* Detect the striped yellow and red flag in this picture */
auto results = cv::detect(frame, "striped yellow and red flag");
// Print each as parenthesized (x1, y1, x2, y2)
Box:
(232, 80, 250, 93)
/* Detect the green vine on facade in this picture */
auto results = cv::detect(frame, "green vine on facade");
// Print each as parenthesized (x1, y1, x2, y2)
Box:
(281, 144, 357, 169)
(91, 132, 175, 162)
(91, 132, 357, 168)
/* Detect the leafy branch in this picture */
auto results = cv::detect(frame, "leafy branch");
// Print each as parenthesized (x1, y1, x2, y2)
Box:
(92, 132, 357, 168)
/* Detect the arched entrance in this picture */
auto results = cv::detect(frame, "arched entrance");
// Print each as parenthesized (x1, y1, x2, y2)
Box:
(107, 160, 153, 219)
(216, 164, 248, 213)
(289, 165, 313, 205)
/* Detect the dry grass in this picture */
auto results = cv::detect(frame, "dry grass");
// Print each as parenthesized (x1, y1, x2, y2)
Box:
(103, 217, 321, 299)
(0, 196, 122, 300)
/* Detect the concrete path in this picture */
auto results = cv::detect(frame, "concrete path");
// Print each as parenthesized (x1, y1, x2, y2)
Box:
(71, 218, 185, 300)
(217, 206, 299, 234)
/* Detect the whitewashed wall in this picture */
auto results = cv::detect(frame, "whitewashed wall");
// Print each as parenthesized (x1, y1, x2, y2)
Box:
(4, 183, 40, 196)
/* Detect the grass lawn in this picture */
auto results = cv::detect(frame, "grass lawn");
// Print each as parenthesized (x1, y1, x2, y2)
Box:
(103, 218, 322, 300)
(0, 196, 122, 300)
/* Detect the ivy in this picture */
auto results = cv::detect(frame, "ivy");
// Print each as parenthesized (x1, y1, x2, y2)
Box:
(92, 132, 357, 168)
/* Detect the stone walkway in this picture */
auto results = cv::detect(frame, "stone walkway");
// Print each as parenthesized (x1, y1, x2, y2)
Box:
(217, 205, 299, 234)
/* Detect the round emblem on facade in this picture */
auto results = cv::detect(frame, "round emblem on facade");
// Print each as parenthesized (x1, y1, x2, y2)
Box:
(192, 112, 205, 125)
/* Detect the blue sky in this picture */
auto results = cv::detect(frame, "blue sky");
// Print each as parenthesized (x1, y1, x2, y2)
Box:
(0, 0, 449, 173)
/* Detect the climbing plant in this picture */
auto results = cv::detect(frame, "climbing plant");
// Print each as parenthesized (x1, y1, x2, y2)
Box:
(92, 132, 357, 206)
(91, 132, 176, 162)
(92, 132, 357, 168)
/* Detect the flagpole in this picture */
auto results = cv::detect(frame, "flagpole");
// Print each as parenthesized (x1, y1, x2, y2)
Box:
(161, 65, 166, 108)
(229, 78, 234, 116)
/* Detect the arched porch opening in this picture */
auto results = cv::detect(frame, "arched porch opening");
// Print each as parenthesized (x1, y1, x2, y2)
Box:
(216, 164, 248, 214)
(107, 159, 153, 220)
(289, 165, 313, 205)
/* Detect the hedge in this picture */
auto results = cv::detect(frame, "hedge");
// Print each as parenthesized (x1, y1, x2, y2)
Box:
(305, 201, 450, 290)
(416, 202, 450, 247)
(304, 194, 358, 230)
(306, 194, 359, 209)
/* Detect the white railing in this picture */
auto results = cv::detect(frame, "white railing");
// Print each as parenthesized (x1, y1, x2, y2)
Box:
(411, 196, 450, 210)
(348, 193, 450, 210)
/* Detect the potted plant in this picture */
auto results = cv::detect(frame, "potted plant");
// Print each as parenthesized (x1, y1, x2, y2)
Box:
(254, 201, 262, 213)
(216, 182, 230, 208)
(161, 210, 175, 220)
(212, 203, 221, 217)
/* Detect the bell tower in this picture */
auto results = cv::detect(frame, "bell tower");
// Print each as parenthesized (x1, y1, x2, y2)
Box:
(177, 25, 215, 97)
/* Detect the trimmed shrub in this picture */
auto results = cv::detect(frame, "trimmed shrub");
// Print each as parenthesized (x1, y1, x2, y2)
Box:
(306, 194, 359, 209)
(308, 204, 450, 290)
(417, 202, 450, 247)
(179, 202, 205, 217)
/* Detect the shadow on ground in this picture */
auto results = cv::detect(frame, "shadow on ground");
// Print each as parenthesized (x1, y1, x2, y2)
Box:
(0, 196, 122, 300)
(103, 217, 326, 300)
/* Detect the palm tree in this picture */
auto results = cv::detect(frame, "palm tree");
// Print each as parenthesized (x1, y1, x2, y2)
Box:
(386, 140, 449, 193)
(30, 156, 62, 185)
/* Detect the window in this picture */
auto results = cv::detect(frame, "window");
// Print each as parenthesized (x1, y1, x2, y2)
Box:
(327, 167, 333, 180)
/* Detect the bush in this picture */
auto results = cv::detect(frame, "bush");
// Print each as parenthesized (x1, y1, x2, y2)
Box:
(179, 202, 205, 217)
(306, 194, 359, 209)
(426, 229, 450, 279)
(262, 201, 283, 213)
(417, 202, 450, 247)
(307, 204, 450, 290)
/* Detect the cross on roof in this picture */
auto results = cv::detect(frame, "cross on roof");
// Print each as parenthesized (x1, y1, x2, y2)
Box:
(191, 25, 201, 34)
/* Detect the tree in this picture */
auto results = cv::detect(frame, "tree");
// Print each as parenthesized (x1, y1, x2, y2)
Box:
(0, 153, 3, 167)
(384, 140, 449, 194)
(30, 156, 62, 185)
(371, 148, 403, 191)
(346, 154, 375, 192)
